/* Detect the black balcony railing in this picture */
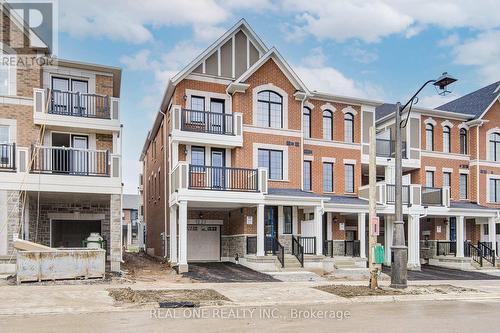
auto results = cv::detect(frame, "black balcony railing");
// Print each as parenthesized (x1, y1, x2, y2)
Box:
(31, 146, 110, 176)
(386, 184, 410, 205)
(437, 241, 456, 256)
(376, 139, 407, 158)
(188, 165, 258, 192)
(181, 109, 234, 135)
(49, 90, 111, 119)
(298, 236, 316, 255)
(344, 240, 361, 257)
(0, 143, 15, 171)
(422, 187, 443, 206)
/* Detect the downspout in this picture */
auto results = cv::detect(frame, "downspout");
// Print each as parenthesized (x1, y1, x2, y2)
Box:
(159, 109, 168, 258)
(476, 124, 480, 204)
(299, 93, 307, 191)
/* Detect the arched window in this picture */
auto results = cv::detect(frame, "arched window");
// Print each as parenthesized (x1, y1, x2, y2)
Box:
(443, 126, 451, 153)
(256, 90, 283, 128)
(323, 110, 333, 140)
(303, 107, 311, 138)
(460, 128, 467, 154)
(344, 112, 354, 143)
(426, 124, 434, 151)
(489, 132, 500, 161)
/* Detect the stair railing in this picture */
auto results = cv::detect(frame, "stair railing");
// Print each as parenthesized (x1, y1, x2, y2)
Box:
(274, 237, 285, 268)
(292, 236, 304, 267)
(478, 241, 496, 266)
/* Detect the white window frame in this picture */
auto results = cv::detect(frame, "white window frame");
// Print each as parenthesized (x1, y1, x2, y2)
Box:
(252, 84, 288, 129)
(253, 143, 288, 181)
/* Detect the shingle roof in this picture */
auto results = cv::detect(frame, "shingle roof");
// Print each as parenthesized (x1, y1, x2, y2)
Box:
(267, 188, 326, 198)
(375, 103, 397, 120)
(449, 201, 492, 210)
(123, 194, 140, 210)
(437, 81, 500, 119)
(327, 195, 368, 205)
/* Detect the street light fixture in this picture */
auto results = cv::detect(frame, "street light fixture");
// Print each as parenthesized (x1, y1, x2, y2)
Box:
(391, 72, 457, 289)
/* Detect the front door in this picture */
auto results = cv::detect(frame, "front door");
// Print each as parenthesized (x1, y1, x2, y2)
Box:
(211, 149, 225, 189)
(72, 135, 88, 175)
(51, 133, 71, 173)
(449, 217, 456, 241)
(264, 206, 278, 253)
(210, 98, 225, 134)
(71, 80, 88, 116)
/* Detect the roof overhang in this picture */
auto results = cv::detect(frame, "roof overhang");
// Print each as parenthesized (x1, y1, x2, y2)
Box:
(310, 91, 383, 107)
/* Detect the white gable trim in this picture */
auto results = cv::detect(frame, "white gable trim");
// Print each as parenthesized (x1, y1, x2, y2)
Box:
(171, 19, 268, 85)
(478, 87, 500, 120)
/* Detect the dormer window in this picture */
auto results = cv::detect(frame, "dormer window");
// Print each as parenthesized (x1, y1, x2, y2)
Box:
(256, 90, 283, 128)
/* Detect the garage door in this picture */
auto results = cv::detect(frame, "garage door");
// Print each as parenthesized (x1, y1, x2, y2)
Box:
(187, 225, 220, 261)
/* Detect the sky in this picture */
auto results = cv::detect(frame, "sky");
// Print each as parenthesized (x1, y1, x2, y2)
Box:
(52, 0, 500, 194)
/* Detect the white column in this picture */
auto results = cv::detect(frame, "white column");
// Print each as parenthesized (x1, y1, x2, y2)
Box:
(314, 206, 323, 255)
(384, 215, 394, 265)
(456, 216, 465, 257)
(327, 212, 333, 241)
(277, 205, 284, 235)
(488, 218, 497, 250)
(357, 212, 366, 259)
(177, 201, 188, 272)
(407, 214, 421, 270)
(256, 204, 265, 256)
(169, 205, 178, 263)
(292, 206, 298, 235)
(126, 223, 132, 247)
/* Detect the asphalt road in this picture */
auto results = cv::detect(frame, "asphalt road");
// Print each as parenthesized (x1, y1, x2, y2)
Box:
(2, 299, 500, 333)
(383, 264, 500, 280)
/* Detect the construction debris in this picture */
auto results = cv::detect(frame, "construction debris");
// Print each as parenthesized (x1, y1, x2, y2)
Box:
(13, 239, 52, 252)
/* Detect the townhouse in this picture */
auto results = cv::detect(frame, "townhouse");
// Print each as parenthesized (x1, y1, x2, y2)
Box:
(0, 6, 123, 272)
(140, 19, 500, 273)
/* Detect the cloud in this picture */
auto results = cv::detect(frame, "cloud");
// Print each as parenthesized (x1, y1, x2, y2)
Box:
(121, 159, 142, 194)
(418, 92, 461, 109)
(438, 34, 460, 47)
(280, 0, 500, 43)
(343, 46, 378, 64)
(452, 30, 500, 84)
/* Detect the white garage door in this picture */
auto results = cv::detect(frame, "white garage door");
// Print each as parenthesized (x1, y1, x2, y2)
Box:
(187, 225, 220, 261)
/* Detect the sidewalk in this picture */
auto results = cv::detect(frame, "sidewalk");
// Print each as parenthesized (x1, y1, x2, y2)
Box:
(3, 278, 500, 316)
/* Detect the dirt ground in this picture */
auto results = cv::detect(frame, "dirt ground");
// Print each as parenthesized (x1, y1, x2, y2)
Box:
(108, 287, 230, 306)
(121, 252, 191, 283)
(315, 284, 479, 298)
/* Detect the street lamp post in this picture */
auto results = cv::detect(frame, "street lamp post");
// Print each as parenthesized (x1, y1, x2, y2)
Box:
(391, 72, 457, 289)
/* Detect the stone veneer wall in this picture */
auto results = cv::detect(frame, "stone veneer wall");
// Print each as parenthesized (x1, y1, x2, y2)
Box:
(278, 234, 292, 254)
(0, 190, 22, 256)
(221, 235, 246, 259)
(110, 194, 121, 272)
(420, 240, 437, 260)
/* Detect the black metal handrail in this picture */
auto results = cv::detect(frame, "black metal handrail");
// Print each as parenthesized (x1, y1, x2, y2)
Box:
(188, 165, 259, 192)
(49, 90, 110, 119)
(422, 187, 443, 206)
(436, 240, 456, 256)
(478, 241, 496, 266)
(31, 145, 110, 176)
(344, 240, 361, 257)
(376, 139, 407, 158)
(386, 184, 410, 205)
(246, 236, 257, 255)
(298, 236, 316, 255)
(181, 109, 234, 135)
(293, 236, 304, 267)
(465, 241, 483, 266)
(275, 238, 285, 268)
(0, 143, 15, 171)
(323, 240, 333, 258)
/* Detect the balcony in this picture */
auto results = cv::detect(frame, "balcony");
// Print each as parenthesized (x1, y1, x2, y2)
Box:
(170, 162, 267, 202)
(170, 106, 243, 147)
(421, 187, 443, 206)
(386, 184, 410, 205)
(31, 145, 110, 177)
(33, 89, 120, 132)
(0, 143, 16, 171)
(376, 139, 407, 158)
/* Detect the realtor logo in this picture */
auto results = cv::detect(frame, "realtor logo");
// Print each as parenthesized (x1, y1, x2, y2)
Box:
(0, 0, 58, 55)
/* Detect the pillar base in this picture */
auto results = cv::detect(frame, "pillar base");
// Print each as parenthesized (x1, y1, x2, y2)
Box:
(175, 264, 188, 274)
(407, 263, 421, 271)
(110, 261, 121, 273)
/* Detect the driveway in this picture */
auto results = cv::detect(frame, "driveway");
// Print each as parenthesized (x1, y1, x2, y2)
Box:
(383, 264, 500, 280)
(182, 262, 280, 283)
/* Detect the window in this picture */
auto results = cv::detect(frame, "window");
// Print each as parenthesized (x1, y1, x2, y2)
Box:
(303, 107, 311, 138)
(426, 124, 434, 151)
(256, 90, 283, 128)
(0, 125, 8, 143)
(258, 149, 283, 180)
(426, 171, 434, 187)
(460, 174, 468, 199)
(489, 132, 500, 161)
(443, 126, 451, 153)
(323, 110, 333, 140)
(344, 164, 355, 193)
(323, 162, 334, 192)
(190, 96, 205, 122)
(489, 178, 500, 203)
(283, 206, 293, 234)
(191, 146, 205, 166)
(303, 160, 311, 191)
(460, 128, 467, 154)
(0, 65, 11, 95)
(443, 172, 451, 187)
(344, 112, 354, 143)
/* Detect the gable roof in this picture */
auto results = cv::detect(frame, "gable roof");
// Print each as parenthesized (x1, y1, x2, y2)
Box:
(228, 47, 310, 94)
(170, 18, 268, 85)
(437, 81, 500, 120)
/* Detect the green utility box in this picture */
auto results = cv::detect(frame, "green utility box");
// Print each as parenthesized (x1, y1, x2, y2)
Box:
(373, 245, 385, 264)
